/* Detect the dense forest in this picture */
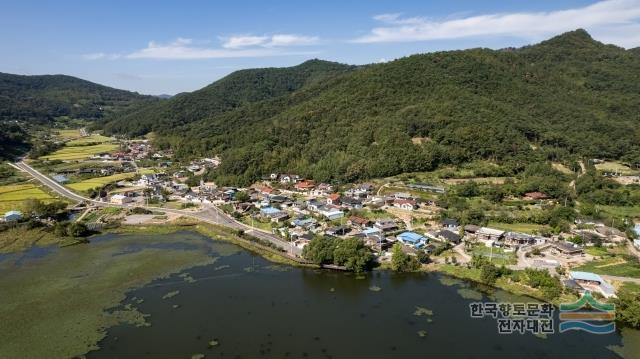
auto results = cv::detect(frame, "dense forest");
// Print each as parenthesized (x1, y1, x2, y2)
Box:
(102, 30, 638, 185)
(0, 72, 154, 123)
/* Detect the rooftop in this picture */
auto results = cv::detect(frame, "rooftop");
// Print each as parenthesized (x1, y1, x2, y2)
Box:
(398, 232, 426, 243)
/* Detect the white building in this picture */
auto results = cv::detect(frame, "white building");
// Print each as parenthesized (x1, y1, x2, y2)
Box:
(110, 194, 132, 205)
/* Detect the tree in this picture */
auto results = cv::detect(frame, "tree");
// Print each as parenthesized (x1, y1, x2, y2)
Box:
(480, 263, 500, 285)
(390, 243, 420, 272)
(66, 222, 89, 237)
(302, 237, 336, 265)
(614, 289, 640, 328)
(234, 191, 250, 202)
(333, 238, 373, 273)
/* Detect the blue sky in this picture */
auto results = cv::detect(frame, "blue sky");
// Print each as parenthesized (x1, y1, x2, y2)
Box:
(2, 0, 639, 95)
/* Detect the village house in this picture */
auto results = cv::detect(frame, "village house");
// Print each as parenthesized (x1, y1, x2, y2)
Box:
(550, 241, 584, 257)
(294, 180, 315, 192)
(397, 232, 428, 248)
(110, 194, 132, 205)
(435, 229, 462, 244)
(325, 226, 350, 236)
(318, 206, 345, 221)
(503, 232, 538, 247)
(341, 196, 363, 210)
(374, 218, 399, 232)
(464, 224, 481, 235)
(311, 183, 333, 196)
(347, 216, 371, 229)
(476, 227, 505, 246)
(441, 218, 459, 229)
(393, 199, 417, 211)
(291, 217, 317, 229)
(326, 193, 341, 206)
(568, 271, 616, 298)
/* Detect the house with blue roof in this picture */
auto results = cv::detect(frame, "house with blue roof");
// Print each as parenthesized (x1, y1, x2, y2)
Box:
(397, 232, 428, 247)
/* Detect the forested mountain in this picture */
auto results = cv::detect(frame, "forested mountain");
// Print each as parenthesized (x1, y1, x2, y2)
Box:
(0, 73, 154, 123)
(102, 60, 355, 135)
(103, 30, 640, 185)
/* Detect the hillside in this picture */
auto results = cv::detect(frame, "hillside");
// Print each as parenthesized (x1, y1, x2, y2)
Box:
(103, 30, 640, 185)
(102, 59, 355, 136)
(0, 73, 154, 123)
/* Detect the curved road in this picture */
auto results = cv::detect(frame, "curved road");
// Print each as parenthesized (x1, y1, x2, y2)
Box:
(13, 161, 300, 256)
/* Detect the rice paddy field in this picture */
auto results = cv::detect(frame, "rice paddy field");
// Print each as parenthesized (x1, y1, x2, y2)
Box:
(66, 134, 114, 146)
(66, 173, 139, 192)
(40, 143, 119, 161)
(486, 221, 547, 234)
(54, 129, 83, 140)
(0, 183, 56, 213)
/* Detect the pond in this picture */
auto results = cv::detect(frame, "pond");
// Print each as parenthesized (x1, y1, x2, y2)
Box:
(1, 231, 637, 358)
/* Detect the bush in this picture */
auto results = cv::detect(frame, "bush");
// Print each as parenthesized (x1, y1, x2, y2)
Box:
(390, 243, 421, 272)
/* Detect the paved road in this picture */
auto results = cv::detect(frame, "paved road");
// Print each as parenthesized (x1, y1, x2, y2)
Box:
(13, 161, 301, 256)
(601, 274, 640, 284)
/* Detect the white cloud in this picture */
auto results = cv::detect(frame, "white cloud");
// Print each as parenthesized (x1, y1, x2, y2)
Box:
(118, 37, 318, 60)
(267, 34, 319, 47)
(82, 52, 121, 60)
(353, 0, 640, 48)
(221, 33, 319, 49)
(222, 35, 269, 49)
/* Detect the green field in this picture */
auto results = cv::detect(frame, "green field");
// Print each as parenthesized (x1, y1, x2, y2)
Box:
(597, 205, 640, 218)
(487, 221, 547, 234)
(0, 183, 56, 213)
(470, 245, 517, 265)
(54, 129, 82, 140)
(66, 134, 114, 146)
(66, 173, 138, 191)
(574, 256, 640, 278)
(595, 161, 638, 175)
(40, 143, 119, 161)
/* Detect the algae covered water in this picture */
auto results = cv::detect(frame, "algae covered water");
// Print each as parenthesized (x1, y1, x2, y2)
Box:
(84, 233, 636, 359)
(1, 231, 637, 358)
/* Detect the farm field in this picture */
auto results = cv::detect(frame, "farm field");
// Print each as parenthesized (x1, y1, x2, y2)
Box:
(470, 245, 517, 266)
(39, 143, 119, 161)
(54, 129, 82, 140)
(595, 161, 639, 175)
(487, 221, 547, 234)
(574, 256, 640, 278)
(0, 183, 56, 213)
(66, 134, 114, 146)
(66, 173, 138, 192)
(597, 205, 640, 218)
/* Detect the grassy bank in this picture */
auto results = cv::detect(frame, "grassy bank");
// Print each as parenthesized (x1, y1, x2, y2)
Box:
(109, 220, 313, 268)
(429, 263, 577, 306)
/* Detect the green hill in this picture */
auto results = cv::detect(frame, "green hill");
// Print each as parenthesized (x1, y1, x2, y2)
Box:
(103, 30, 640, 185)
(0, 73, 154, 123)
(102, 59, 354, 136)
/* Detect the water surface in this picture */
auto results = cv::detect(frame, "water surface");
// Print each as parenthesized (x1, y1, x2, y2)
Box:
(82, 232, 635, 359)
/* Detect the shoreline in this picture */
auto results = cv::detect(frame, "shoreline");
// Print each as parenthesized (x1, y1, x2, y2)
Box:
(104, 221, 567, 303)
